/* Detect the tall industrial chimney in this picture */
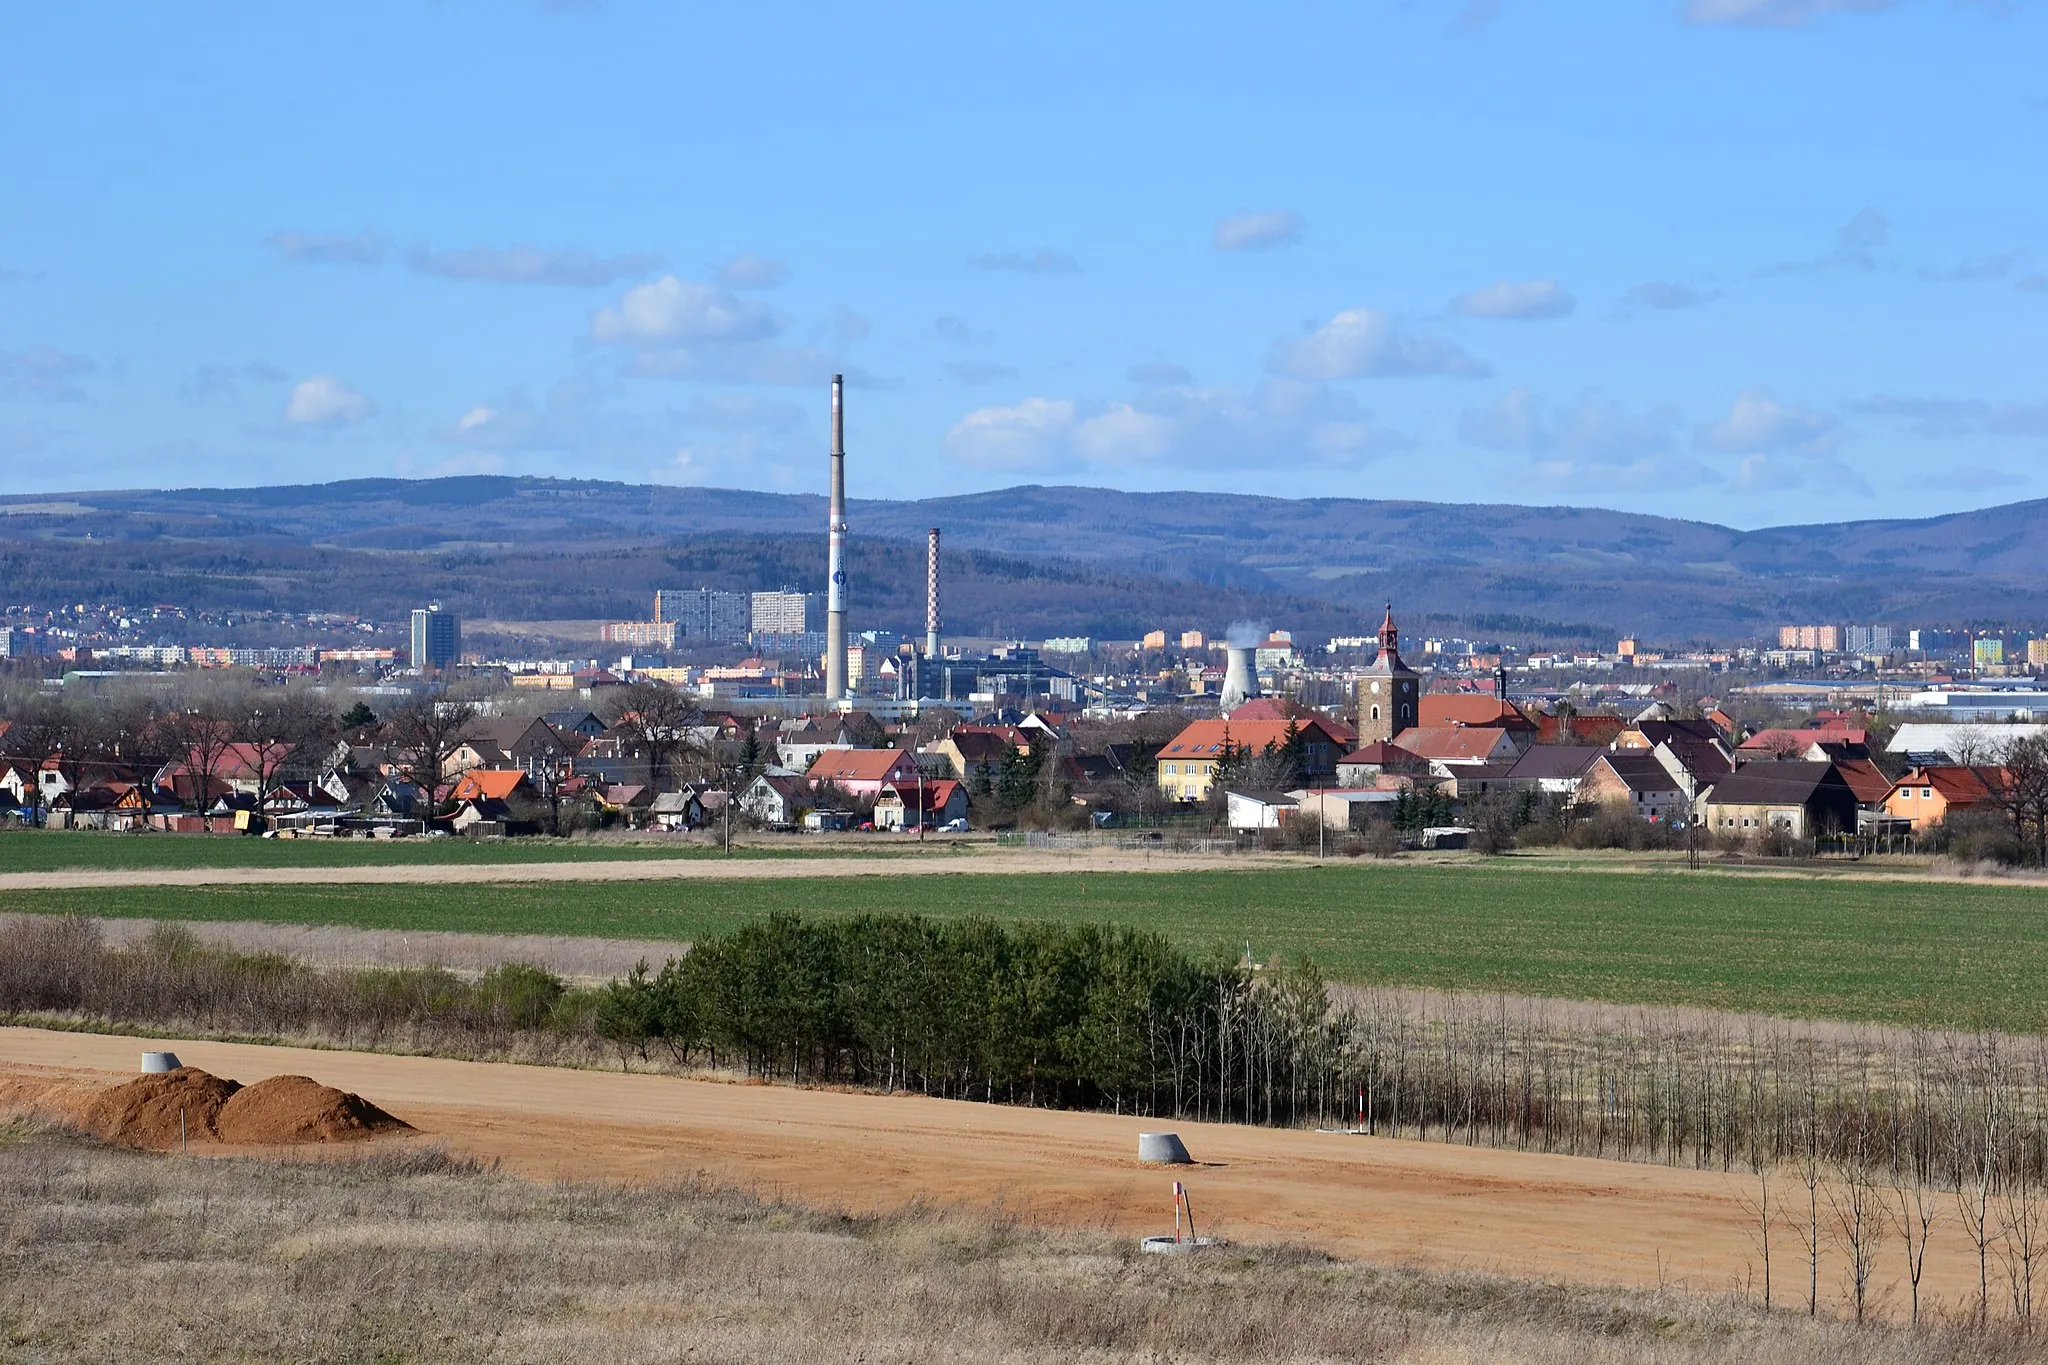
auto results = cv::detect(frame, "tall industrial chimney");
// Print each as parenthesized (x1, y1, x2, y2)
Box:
(924, 528, 941, 661)
(824, 375, 848, 702)
(1220, 646, 1259, 712)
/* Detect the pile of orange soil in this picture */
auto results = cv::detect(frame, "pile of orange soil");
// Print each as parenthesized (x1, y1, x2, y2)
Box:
(217, 1074, 409, 1144)
(59, 1067, 409, 1149)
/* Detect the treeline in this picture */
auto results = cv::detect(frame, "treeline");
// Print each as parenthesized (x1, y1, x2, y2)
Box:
(0, 917, 591, 1058)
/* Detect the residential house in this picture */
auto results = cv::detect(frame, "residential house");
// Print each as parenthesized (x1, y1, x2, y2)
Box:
(873, 779, 968, 830)
(1880, 765, 2009, 832)
(1394, 726, 1522, 773)
(1699, 762, 1859, 840)
(600, 784, 655, 825)
(739, 773, 811, 827)
(1418, 694, 1538, 746)
(1335, 740, 1429, 788)
(449, 769, 534, 805)
(1576, 752, 1687, 822)
(1228, 698, 1357, 749)
(1155, 716, 1348, 803)
(1831, 757, 1895, 809)
(1531, 710, 1629, 747)
(650, 789, 705, 831)
(543, 710, 609, 740)
(1614, 718, 1731, 758)
(451, 717, 574, 781)
(930, 728, 1022, 783)
(775, 719, 861, 771)
(1496, 744, 1607, 797)
(1738, 727, 1871, 762)
(572, 733, 653, 789)
(806, 748, 923, 797)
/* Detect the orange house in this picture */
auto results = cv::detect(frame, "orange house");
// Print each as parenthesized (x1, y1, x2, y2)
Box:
(1881, 765, 2007, 831)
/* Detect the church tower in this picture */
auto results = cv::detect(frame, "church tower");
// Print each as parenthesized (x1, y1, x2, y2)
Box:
(1354, 603, 1420, 746)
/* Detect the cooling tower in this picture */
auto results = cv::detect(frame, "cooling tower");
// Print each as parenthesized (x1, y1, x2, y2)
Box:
(1220, 646, 1259, 711)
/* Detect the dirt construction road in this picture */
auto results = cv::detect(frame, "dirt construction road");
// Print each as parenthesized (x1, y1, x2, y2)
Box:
(0, 849, 1285, 892)
(0, 1026, 1993, 1319)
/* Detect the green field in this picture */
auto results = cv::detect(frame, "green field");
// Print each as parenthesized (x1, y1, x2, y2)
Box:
(10, 861, 2048, 1032)
(0, 831, 948, 872)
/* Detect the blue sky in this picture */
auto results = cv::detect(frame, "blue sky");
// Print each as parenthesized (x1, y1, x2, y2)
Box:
(1, 0, 2042, 527)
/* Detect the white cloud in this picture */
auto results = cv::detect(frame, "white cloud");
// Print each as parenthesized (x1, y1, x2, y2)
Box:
(945, 397, 1079, 470)
(1269, 307, 1489, 380)
(408, 244, 660, 287)
(1461, 388, 1709, 486)
(265, 229, 391, 265)
(0, 346, 96, 402)
(713, 253, 792, 289)
(967, 249, 1080, 274)
(1698, 389, 1836, 455)
(1212, 210, 1306, 252)
(589, 275, 782, 347)
(1733, 454, 1809, 492)
(1765, 208, 1889, 276)
(944, 379, 1410, 473)
(1682, 0, 1899, 25)
(283, 375, 374, 427)
(1451, 278, 1576, 320)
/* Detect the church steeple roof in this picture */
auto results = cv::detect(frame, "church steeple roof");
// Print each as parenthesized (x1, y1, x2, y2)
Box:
(1378, 602, 1399, 653)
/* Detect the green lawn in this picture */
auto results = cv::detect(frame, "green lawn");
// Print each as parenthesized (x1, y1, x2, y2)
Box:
(10, 861, 2048, 1032)
(0, 830, 947, 872)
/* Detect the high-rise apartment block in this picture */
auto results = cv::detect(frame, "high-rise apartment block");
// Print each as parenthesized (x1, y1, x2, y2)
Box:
(1777, 624, 1842, 652)
(751, 590, 821, 636)
(1844, 625, 1894, 654)
(410, 603, 461, 672)
(655, 588, 750, 643)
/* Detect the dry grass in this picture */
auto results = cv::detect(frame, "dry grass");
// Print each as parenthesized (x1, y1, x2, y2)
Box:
(0, 1126, 2038, 1364)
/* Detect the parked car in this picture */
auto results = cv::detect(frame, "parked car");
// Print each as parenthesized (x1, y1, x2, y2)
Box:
(939, 817, 969, 833)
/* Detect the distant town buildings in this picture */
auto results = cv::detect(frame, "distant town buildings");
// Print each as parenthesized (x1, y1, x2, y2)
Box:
(409, 603, 460, 672)
(655, 588, 750, 644)
(751, 590, 822, 636)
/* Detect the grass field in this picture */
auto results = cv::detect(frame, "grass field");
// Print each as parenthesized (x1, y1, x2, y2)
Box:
(11, 860, 2048, 1032)
(0, 830, 944, 872)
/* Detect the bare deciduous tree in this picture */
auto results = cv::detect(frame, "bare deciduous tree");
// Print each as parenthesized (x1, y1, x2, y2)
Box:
(384, 693, 481, 817)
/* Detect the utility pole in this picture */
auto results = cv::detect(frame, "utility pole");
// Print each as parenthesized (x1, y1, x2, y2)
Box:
(723, 764, 733, 856)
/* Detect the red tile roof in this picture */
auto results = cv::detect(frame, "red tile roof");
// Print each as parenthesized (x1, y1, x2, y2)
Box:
(1419, 695, 1535, 731)
(1159, 717, 1347, 759)
(451, 769, 530, 802)
(806, 748, 918, 783)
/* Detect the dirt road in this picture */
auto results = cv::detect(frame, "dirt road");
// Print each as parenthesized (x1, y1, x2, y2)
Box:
(0, 848, 1283, 892)
(0, 1026, 1988, 1318)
